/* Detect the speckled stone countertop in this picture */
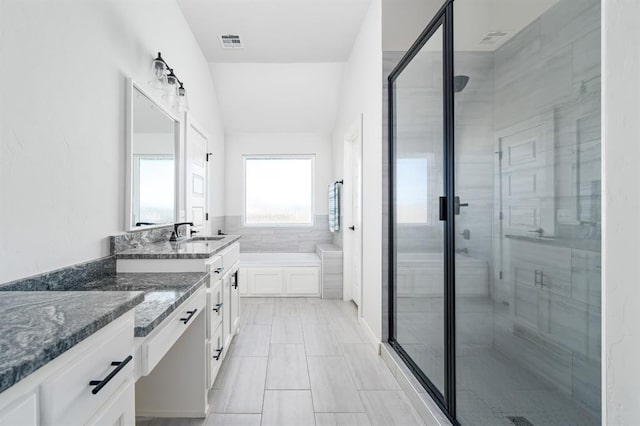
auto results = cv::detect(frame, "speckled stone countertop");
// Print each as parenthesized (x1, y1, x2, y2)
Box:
(0, 291, 144, 394)
(116, 235, 240, 259)
(77, 272, 209, 337)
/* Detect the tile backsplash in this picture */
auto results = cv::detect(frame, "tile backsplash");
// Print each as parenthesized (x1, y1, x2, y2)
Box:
(224, 215, 332, 253)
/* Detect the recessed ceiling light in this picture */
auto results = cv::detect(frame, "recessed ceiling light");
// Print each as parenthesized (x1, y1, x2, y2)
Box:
(219, 34, 243, 49)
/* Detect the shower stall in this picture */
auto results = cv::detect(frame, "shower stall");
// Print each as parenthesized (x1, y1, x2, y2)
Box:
(387, 0, 601, 425)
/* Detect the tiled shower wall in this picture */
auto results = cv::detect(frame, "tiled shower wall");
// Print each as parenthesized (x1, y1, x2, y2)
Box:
(223, 215, 333, 253)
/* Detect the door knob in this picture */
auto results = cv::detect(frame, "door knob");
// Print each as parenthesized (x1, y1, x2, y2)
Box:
(349, 226, 356, 231)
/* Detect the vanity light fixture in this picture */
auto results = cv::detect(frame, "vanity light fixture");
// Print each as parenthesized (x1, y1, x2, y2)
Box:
(149, 52, 189, 112)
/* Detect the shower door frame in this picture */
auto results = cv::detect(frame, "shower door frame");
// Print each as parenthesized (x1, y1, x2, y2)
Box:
(387, 0, 458, 423)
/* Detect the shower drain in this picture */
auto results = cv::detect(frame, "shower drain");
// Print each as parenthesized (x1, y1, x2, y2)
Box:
(507, 416, 534, 426)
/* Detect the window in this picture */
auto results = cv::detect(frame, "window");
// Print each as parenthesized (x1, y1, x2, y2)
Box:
(396, 157, 429, 224)
(244, 156, 314, 225)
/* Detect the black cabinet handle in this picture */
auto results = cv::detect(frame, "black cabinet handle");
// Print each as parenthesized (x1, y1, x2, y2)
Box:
(213, 303, 223, 312)
(213, 347, 224, 360)
(214, 267, 224, 274)
(180, 309, 198, 324)
(232, 271, 239, 289)
(89, 355, 133, 395)
(348, 225, 356, 231)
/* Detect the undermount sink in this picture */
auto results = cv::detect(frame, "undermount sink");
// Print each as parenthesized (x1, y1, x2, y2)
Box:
(188, 236, 226, 242)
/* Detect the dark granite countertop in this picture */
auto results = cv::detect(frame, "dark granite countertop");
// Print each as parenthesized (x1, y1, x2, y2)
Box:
(80, 272, 209, 337)
(116, 235, 240, 260)
(0, 291, 144, 394)
(505, 234, 601, 252)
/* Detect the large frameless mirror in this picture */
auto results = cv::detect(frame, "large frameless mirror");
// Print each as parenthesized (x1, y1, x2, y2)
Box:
(125, 80, 179, 231)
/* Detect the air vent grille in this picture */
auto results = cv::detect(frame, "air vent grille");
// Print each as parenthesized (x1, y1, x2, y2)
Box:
(479, 30, 513, 46)
(219, 34, 242, 49)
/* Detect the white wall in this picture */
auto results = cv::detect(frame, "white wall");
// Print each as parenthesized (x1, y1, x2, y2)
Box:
(210, 63, 343, 133)
(603, 0, 640, 423)
(225, 133, 333, 216)
(0, 0, 225, 283)
(334, 0, 383, 341)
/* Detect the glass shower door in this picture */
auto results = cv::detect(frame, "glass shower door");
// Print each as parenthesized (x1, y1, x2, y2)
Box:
(391, 24, 446, 398)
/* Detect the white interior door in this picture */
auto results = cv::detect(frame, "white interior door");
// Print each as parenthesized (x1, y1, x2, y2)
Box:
(185, 116, 209, 234)
(347, 116, 363, 308)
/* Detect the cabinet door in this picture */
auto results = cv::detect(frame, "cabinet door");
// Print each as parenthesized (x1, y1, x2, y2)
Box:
(231, 270, 241, 333)
(284, 268, 320, 296)
(247, 269, 284, 295)
(511, 260, 542, 334)
(86, 379, 135, 426)
(222, 274, 232, 348)
(0, 393, 37, 426)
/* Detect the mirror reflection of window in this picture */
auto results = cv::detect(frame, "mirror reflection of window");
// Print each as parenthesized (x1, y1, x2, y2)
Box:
(133, 155, 175, 225)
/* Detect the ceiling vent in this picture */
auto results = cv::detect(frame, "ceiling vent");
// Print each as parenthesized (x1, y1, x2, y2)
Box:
(479, 31, 513, 46)
(219, 34, 242, 49)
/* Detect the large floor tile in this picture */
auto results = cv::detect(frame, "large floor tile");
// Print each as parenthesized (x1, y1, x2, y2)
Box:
(271, 316, 304, 344)
(359, 390, 424, 426)
(315, 413, 372, 426)
(307, 356, 364, 412)
(242, 303, 274, 325)
(342, 343, 400, 390)
(266, 344, 310, 389)
(302, 322, 342, 356)
(210, 357, 268, 413)
(232, 324, 271, 356)
(261, 390, 315, 426)
(204, 414, 261, 426)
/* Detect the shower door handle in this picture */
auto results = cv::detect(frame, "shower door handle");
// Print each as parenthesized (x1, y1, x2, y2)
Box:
(454, 196, 469, 215)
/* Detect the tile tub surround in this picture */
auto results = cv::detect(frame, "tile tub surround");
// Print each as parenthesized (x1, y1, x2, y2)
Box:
(316, 243, 343, 299)
(224, 215, 332, 253)
(115, 235, 241, 260)
(0, 256, 115, 291)
(0, 291, 144, 394)
(1, 272, 209, 338)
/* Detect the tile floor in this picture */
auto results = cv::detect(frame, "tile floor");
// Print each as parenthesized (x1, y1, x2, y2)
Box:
(137, 297, 424, 426)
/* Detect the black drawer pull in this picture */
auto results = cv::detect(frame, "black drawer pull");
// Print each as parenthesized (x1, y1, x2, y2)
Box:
(180, 309, 198, 324)
(89, 355, 133, 395)
(213, 347, 224, 360)
(213, 303, 223, 313)
(232, 271, 239, 289)
(214, 267, 224, 274)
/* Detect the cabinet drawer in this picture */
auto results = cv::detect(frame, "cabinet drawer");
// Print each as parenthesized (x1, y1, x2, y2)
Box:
(207, 283, 223, 338)
(0, 393, 37, 426)
(86, 379, 135, 426)
(208, 324, 224, 389)
(141, 288, 206, 376)
(40, 314, 135, 425)
(284, 268, 320, 295)
(220, 243, 240, 270)
(208, 256, 223, 285)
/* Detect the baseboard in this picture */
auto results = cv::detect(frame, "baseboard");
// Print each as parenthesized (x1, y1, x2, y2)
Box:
(380, 343, 452, 426)
(135, 409, 207, 418)
(358, 316, 381, 353)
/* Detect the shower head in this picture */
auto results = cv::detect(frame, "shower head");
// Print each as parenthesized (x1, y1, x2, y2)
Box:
(454, 75, 470, 93)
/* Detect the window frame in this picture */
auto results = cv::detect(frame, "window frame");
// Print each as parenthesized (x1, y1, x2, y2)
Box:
(242, 154, 316, 227)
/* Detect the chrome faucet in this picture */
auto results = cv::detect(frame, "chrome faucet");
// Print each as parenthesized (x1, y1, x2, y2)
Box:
(170, 222, 194, 242)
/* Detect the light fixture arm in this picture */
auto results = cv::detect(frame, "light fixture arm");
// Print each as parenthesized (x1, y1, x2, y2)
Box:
(153, 52, 186, 94)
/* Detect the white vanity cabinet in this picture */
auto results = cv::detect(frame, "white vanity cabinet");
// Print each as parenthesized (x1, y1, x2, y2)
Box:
(0, 311, 137, 426)
(203, 243, 240, 390)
